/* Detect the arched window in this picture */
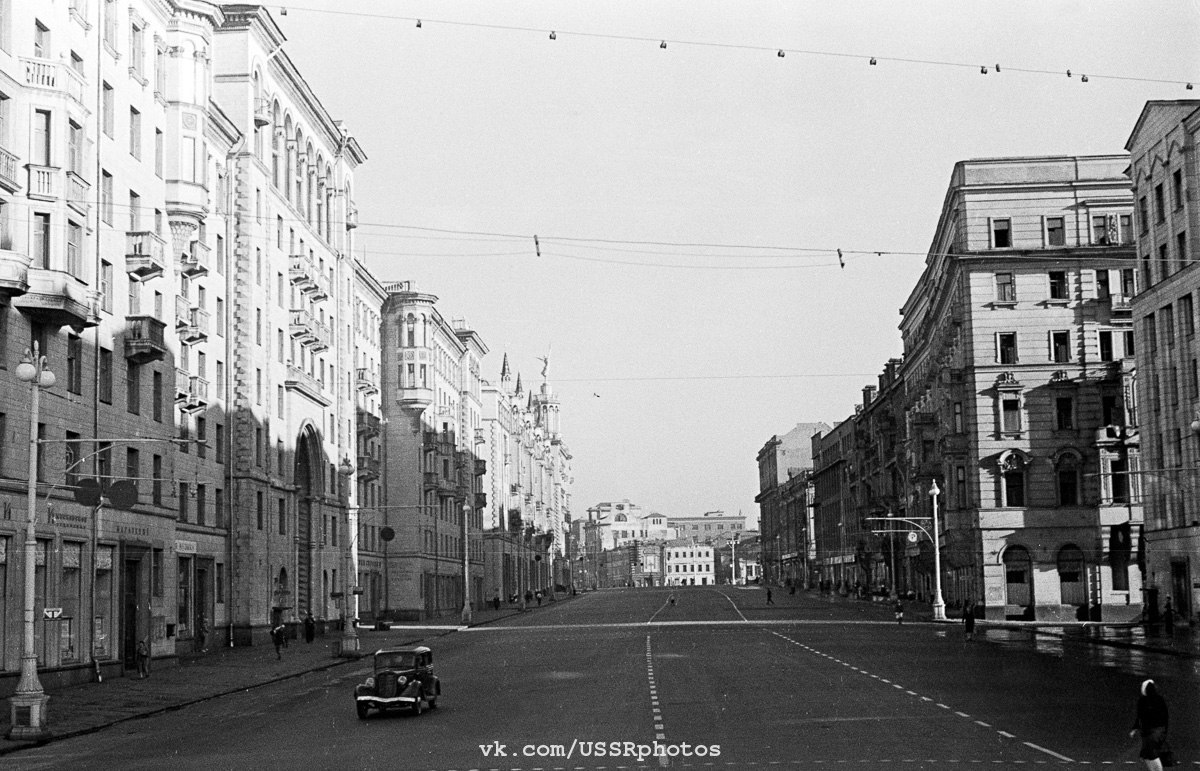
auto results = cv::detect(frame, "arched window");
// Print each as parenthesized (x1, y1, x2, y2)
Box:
(1002, 545, 1032, 607)
(271, 103, 281, 186)
(294, 130, 305, 206)
(283, 116, 294, 199)
(405, 314, 416, 347)
(1057, 545, 1085, 605)
(1054, 450, 1082, 506)
(305, 141, 315, 223)
(998, 450, 1028, 507)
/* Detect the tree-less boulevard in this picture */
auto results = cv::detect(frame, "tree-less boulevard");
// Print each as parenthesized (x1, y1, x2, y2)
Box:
(5, 588, 1196, 770)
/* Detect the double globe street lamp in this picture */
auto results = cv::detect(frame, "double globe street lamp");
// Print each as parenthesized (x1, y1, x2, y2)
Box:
(8, 344, 55, 739)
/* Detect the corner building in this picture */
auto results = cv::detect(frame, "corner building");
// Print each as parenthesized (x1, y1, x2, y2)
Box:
(900, 156, 1142, 621)
(1125, 100, 1200, 625)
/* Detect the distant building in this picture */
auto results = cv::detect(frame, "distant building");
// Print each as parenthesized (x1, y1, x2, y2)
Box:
(755, 423, 829, 584)
(665, 540, 715, 586)
(587, 500, 671, 549)
(667, 510, 748, 545)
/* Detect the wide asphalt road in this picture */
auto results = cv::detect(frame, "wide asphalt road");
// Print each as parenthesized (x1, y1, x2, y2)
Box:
(7, 586, 1197, 769)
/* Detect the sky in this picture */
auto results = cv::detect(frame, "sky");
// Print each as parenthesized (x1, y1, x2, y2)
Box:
(275, 1, 1200, 527)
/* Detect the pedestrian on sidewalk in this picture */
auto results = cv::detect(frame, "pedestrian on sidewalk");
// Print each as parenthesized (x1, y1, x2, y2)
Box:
(136, 639, 150, 679)
(196, 615, 209, 653)
(894, 598, 905, 624)
(271, 623, 285, 660)
(963, 600, 976, 641)
(1163, 598, 1175, 635)
(668, 593, 676, 606)
(766, 588, 774, 605)
(492, 594, 501, 611)
(535, 591, 543, 606)
(1130, 679, 1171, 770)
(304, 612, 315, 644)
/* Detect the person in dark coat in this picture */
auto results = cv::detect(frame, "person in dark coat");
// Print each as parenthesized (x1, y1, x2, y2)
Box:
(963, 600, 976, 641)
(766, 588, 774, 605)
(894, 598, 905, 624)
(303, 613, 315, 644)
(1130, 679, 1169, 770)
(136, 639, 150, 679)
(271, 623, 285, 660)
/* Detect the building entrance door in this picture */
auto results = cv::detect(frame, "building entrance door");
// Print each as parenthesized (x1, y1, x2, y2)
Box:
(122, 559, 140, 669)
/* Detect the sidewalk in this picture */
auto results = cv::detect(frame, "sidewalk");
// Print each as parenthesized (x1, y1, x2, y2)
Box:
(799, 585, 1200, 660)
(0, 593, 572, 756)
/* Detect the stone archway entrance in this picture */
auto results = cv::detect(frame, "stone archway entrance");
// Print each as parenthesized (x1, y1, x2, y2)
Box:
(294, 427, 322, 617)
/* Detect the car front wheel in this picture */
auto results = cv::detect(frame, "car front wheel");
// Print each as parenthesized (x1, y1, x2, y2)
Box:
(356, 702, 369, 720)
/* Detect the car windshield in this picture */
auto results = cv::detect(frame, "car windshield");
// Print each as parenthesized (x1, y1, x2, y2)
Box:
(376, 652, 417, 670)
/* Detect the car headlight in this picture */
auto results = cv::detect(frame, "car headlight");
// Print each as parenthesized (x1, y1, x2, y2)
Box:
(397, 676, 407, 686)
(364, 676, 375, 689)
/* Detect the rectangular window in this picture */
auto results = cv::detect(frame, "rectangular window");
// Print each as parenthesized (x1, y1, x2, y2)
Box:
(256, 492, 264, 530)
(64, 430, 81, 487)
(256, 309, 262, 345)
(215, 423, 224, 463)
(32, 212, 50, 269)
(66, 335, 82, 394)
(196, 417, 206, 459)
(154, 128, 164, 177)
(1048, 271, 1068, 300)
(1163, 304, 1175, 345)
(216, 298, 224, 336)
(152, 455, 162, 505)
(1001, 397, 1021, 434)
(152, 548, 164, 597)
(102, 82, 114, 136)
(1139, 196, 1149, 234)
(1055, 397, 1074, 430)
(995, 272, 1015, 303)
(34, 19, 49, 58)
(1051, 331, 1071, 362)
(97, 347, 113, 402)
(195, 484, 206, 526)
(1154, 184, 1165, 223)
(1121, 268, 1136, 298)
(1179, 231, 1189, 266)
(215, 488, 224, 529)
(1183, 294, 1195, 336)
(991, 218, 1011, 248)
(128, 190, 140, 231)
(126, 447, 139, 486)
(66, 220, 82, 276)
(1004, 470, 1026, 507)
(1099, 330, 1113, 362)
(129, 107, 141, 158)
(1045, 216, 1065, 246)
(67, 120, 83, 174)
(1096, 269, 1110, 299)
(178, 482, 189, 522)
(216, 359, 224, 402)
(278, 498, 287, 535)
(126, 361, 140, 414)
(101, 171, 113, 225)
(152, 370, 163, 421)
(100, 257, 112, 307)
(129, 22, 144, 76)
(997, 332, 1017, 364)
(953, 402, 963, 434)
(1057, 465, 1078, 506)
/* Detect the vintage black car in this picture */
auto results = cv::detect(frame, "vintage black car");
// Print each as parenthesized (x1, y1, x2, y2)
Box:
(354, 646, 440, 719)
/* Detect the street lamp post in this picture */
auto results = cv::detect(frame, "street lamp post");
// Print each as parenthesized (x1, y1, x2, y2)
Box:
(929, 481, 947, 621)
(731, 534, 739, 585)
(9, 344, 54, 740)
(461, 503, 472, 625)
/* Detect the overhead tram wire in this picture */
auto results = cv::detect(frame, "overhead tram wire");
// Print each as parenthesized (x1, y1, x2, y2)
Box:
(273, 3, 1197, 91)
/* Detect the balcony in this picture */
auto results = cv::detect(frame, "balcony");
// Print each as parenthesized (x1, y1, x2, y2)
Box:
(474, 459, 487, 477)
(346, 206, 358, 229)
(26, 164, 59, 201)
(308, 318, 331, 352)
(253, 97, 271, 128)
(180, 240, 210, 277)
(289, 255, 316, 292)
(355, 367, 378, 394)
(284, 364, 331, 406)
(126, 231, 167, 280)
(180, 307, 209, 343)
(1109, 294, 1132, 318)
(474, 492, 487, 509)
(398, 385, 434, 412)
(0, 248, 31, 298)
(356, 411, 381, 437)
(182, 376, 209, 413)
(0, 145, 20, 193)
(423, 471, 440, 490)
(289, 308, 331, 350)
(12, 269, 98, 330)
(357, 455, 381, 480)
(22, 57, 87, 105)
(175, 368, 190, 401)
(66, 171, 89, 216)
(124, 315, 167, 363)
(309, 272, 330, 302)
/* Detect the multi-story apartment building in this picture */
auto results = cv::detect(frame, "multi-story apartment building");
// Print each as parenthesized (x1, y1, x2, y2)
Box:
(899, 155, 1141, 621)
(350, 260, 386, 621)
(1126, 100, 1200, 625)
(667, 510, 748, 545)
(754, 422, 828, 584)
(378, 282, 486, 620)
(584, 500, 670, 550)
(479, 358, 573, 604)
(0, 1, 370, 696)
(665, 540, 715, 586)
(811, 419, 859, 590)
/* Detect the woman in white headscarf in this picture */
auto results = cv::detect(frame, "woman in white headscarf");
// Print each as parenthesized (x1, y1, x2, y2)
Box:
(1129, 679, 1170, 770)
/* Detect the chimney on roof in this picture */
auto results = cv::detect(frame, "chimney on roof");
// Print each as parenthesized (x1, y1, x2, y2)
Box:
(863, 385, 878, 408)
